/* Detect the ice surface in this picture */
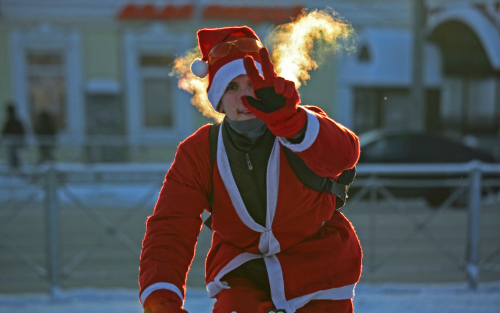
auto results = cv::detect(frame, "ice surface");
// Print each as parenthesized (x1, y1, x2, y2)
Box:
(1, 282, 499, 313)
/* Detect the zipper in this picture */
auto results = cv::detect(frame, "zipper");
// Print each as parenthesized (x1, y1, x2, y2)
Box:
(245, 153, 253, 170)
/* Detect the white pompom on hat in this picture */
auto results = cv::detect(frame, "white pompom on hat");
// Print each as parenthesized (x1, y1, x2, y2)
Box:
(190, 58, 209, 78)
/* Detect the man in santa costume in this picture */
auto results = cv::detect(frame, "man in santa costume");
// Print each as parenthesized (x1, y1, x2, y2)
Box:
(139, 26, 362, 313)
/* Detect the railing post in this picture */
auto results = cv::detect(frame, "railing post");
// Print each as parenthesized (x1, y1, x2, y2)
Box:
(44, 164, 62, 299)
(369, 175, 377, 272)
(466, 165, 481, 290)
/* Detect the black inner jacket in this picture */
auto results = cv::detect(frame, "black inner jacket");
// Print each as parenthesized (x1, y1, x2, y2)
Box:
(221, 119, 274, 295)
(221, 119, 275, 227)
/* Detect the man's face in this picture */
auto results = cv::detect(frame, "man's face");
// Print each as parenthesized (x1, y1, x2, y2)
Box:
(219, 74, 256, 121)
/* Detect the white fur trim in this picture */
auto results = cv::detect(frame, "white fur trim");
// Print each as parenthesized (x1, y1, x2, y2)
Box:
(140, 282, 183, 306)
(287, 284, 356, 311)
(217, 122, 266, 233)
(266, 139, 280, 227)
(217, 122, 281, 256)
(259, 138, 281, 256)
(279, 108, 320, 152)
(207, 59, 262, 109)
(264, 255, 294, 313)
(259, 230, 281, 257)
(191, 58, 209, 78)
(207, 252, 262, 298)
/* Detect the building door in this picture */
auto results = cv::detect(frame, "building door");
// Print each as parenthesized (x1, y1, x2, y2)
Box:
(429, 19, 499, 135)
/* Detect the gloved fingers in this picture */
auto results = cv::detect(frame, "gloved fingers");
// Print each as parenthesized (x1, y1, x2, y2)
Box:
(242, 95, 267, 113)
(282, 80, 297, 99)
(274, 77, 286, 95)
(259, 47, 276, 82)
(243, 56, 264, 87)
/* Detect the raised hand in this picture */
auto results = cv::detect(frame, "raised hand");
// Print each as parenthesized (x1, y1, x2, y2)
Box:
(242, 47, 307, 138)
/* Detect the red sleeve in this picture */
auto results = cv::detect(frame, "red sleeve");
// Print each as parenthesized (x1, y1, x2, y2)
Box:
(281, 105, 360, 179)
(139, 124, 212, 304)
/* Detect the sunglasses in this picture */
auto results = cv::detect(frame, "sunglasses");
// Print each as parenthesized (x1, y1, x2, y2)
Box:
(208, 38, 263, 65)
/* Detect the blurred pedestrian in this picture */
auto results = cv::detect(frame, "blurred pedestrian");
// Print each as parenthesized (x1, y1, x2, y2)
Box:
(1, 102, 25, 171)
(33, 108, 57, 164)
(139, 26, 361, 313)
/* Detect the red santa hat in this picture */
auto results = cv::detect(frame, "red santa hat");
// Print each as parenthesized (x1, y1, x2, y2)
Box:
(191, 26, 263, 109)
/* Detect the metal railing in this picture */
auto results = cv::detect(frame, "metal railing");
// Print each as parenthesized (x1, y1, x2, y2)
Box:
(0, 163, 168, 297)
(0, 161, 499, 298)
(350, 161, 500, 289)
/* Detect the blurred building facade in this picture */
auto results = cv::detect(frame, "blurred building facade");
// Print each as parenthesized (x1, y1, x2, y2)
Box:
(338, 1, 500, 142)
(0, 0, 499, 162)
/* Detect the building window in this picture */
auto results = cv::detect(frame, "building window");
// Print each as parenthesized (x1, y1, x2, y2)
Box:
(10, 24, 84, 144)
(354, 87, 441, 134)
(142, 78, 173, 127)
(441, 77, 498, 134)
(123, 24, 193, 145)
(354, 88, 380, 134)
(139, 55, 174, 128)
(358, 45, 371, 62)
(26, 51, 67, 130)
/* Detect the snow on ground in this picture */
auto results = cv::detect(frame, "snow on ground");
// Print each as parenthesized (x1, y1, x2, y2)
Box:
(1, 282, 499, 313)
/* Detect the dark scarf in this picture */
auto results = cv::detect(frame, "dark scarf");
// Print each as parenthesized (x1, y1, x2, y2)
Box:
(224, 117, 267, 151)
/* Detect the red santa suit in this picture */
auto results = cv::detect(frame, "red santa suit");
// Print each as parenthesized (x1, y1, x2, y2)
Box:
(139, 26, 362, 313)
(139, 105, 361, 312)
